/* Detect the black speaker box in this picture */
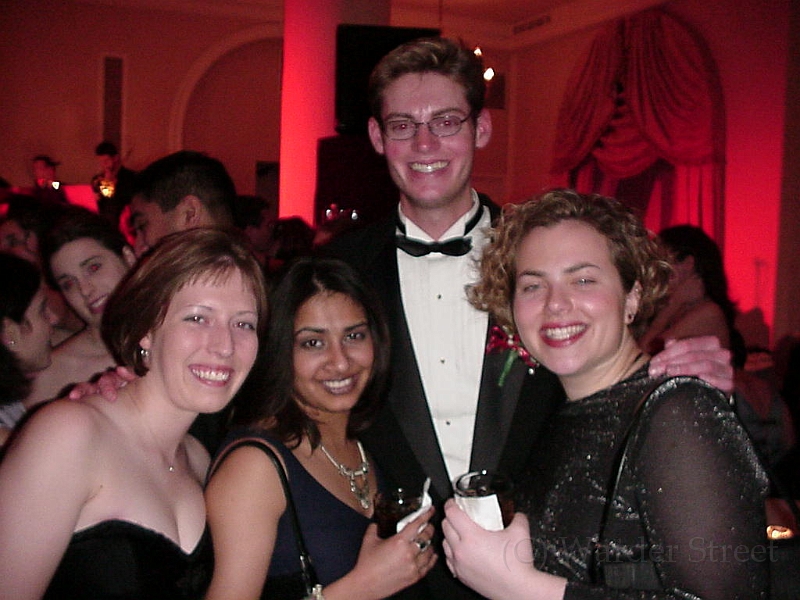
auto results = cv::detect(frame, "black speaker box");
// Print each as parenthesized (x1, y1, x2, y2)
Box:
(335, 24, 440, 135)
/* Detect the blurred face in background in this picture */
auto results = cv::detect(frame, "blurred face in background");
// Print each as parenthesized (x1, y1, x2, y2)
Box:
(50, 238, 135, 329)
(97, 154, 121, 177)
(33, 160, 56, 186)
(0, 219, 39, 265)
(129, 195, 178, 257)
(3, 285, 58, 373)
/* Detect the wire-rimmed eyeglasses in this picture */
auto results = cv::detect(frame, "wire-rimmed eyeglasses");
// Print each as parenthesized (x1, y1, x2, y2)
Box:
(382, 114, 473, 141)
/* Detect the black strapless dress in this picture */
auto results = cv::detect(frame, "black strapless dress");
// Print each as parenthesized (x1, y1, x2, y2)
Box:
(44, 520, 212, 600)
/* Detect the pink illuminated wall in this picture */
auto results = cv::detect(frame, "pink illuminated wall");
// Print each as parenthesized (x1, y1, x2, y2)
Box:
(678, 0, 789, 347)
(279, 0, 340, 224)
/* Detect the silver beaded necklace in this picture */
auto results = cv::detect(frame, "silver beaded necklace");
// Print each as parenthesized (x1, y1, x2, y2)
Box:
(319, 440, 372, 510)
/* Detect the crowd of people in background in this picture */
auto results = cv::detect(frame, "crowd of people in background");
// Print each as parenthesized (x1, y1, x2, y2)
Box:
(0, 35, 797, 600)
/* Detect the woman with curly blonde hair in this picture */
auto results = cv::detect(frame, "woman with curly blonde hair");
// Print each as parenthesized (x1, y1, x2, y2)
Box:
(443, 189, 769, 599)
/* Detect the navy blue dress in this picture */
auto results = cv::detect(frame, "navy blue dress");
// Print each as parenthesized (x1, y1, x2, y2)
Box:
(218, 429, 378, 587)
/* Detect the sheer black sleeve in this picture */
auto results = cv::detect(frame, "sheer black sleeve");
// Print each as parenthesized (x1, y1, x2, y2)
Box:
(565, 379, 770, 600)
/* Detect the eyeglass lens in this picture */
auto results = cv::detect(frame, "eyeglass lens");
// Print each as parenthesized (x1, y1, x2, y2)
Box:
(384, 115, 469, 140)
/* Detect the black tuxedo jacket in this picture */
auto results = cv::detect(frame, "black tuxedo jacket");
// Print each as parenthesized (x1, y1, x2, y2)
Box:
(323, 197, 565, 599)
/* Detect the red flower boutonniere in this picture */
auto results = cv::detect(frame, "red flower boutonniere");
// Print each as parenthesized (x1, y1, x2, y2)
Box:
(486, 325, 538, 387)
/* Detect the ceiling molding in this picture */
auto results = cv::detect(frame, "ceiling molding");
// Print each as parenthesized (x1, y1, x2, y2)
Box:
(73, 0, 667, 48)
(74, 0, 283, 22)
(393, 0, 668, 49)
(498, 0, 668, 48)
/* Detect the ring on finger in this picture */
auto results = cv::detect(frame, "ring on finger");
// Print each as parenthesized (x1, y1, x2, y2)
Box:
(414, 538, 431, 553)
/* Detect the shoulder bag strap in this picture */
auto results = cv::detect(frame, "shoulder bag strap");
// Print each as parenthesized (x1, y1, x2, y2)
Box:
(592, 377, 669, 589)
(596, 378, 667, 543)
(209, 436, 320, 593)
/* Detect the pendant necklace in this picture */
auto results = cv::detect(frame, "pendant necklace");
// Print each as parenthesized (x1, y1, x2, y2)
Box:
(319, 440, 372, 510)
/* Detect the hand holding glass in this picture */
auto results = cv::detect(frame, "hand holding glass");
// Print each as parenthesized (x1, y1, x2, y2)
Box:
(453, 470, 515, 531)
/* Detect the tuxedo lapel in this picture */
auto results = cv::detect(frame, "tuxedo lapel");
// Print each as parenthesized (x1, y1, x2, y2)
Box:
(469, 337, 527, 473)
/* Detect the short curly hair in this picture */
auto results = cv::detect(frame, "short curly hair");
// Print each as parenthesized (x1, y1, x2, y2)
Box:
(469, 189, 671, 339)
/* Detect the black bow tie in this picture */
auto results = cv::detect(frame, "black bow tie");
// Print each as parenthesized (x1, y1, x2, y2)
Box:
(395, 205, 484, 257)
(395, 236, 472, 257)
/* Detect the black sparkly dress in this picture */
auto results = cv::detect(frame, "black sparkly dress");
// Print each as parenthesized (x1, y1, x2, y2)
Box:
(516, 365, 770, 599)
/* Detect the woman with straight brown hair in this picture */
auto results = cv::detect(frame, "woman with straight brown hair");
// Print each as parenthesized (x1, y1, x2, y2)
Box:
(0, 228, 267, 600)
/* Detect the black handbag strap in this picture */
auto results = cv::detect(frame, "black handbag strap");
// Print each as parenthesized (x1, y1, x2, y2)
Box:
(592, 377, 673, 589)
(597, 378, 667, 544)
(209, 436, 319, 592)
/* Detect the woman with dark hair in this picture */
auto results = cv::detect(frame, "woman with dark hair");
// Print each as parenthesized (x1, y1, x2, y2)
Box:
(640, 224, 736, 352)
(0, 228, 266, 599)
(205, 257, 436, 600)
(29, 206, 136, 402)
(0, 253, 58, 445)
(442, 190, 768, 599)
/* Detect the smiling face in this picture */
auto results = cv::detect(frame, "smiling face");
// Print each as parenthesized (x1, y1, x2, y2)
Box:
(292, 292, 375, 423)
(512, 220, 641, 400)
(50, 238, 135, 329)
(368, 72, 491, 228)
(139, 270, 259, 414)
(4, 285, 57, 373)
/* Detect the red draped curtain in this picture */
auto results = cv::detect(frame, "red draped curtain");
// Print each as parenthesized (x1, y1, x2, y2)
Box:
(550, 8, 725, 241)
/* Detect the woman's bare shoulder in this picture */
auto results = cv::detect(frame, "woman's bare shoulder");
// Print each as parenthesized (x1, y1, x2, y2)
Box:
(21, 399, 105, 445)
(0, 399, 106, 490)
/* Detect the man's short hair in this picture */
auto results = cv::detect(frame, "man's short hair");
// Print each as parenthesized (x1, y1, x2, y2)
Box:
(368, 37, 486, 123)
(133, 150, 235, 227)
(95, 141, 119, 157)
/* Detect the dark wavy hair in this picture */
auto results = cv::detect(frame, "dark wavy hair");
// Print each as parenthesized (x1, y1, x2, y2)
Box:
(231, 257, 391, 449)
(469, 189, 672, 340)
(0, 253, 42, 325)
(658, 225, 737, 333)
(0, 253, 43, 401)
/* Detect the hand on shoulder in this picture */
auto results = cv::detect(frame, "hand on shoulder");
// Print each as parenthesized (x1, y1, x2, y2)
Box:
(648, 336, 733, 393)
(68, 366, 138, 402)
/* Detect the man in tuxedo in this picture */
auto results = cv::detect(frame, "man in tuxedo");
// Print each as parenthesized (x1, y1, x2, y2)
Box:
(324, 37, 733, 599)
